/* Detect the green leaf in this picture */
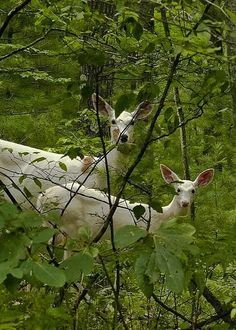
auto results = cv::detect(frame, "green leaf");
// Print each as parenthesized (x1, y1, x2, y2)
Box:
(115, 93, 135, 117)
(33, 177, 42, 189)
(10, 268, 23, 279)
(30, 157, 47, 164)
(144, 42, 155, 53)
(137, 83, 160, 102)
(164, 107, 174, 122)
(19, 175, 27, 184)
(33, 262, 66, 287)
(0, 261, 11, 283)
(64, 147, 84, 160)
(231, 308, 236, 320)
(135, 254, 153, 297)
(17, 211, 42, 228)
(59, 162, 67, 172)
(133, 205, 146, 220)
(132, 21, 143, 40)
(32, 228, 56, 243)
(60, 252, 94, 283)
(23, 186, 33, 199)
(114, 225, 147, 248)
(150, 199, 163, 213)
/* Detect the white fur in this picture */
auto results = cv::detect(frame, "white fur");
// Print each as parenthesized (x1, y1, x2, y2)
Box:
(0, 95, 152, 209)
(37, 164, 214, 240)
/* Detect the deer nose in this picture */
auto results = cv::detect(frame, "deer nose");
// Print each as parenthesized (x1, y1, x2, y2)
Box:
(182, 201, 189, 208)
(120, 134, 128, 143)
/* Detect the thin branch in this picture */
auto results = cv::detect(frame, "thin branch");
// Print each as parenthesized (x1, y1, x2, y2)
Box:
(0, 30, 51, 62)
(202, 286, 233, 325)
(0, 0, 31, 39)
(152, 293, 191, 324)
(186, 0, 216, 37)
(99, 255, 129, 330)
(0, 179, 22, 211)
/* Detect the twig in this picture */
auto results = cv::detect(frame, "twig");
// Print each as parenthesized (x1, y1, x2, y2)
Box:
(152, 293, 192, 324)
(0, 179, 22, 211)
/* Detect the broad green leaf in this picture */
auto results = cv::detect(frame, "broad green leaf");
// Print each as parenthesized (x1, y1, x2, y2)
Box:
(135, 254, 153, 297)
(115, 93, 135, 116)
(33, 262, 66, 287)
(59, 162, 67, 172)
(150, 199, 163, 213)
(60, 252, 94, 283)
(17, 211, 42, 228)
(114, 225, 147, 248)
(145, 251, 160, 283)
(10, 268, 23, 279)
(133, 205, 146, 220)
(64, 147, 84, 160)
(0, 234, 28, 263)
(32, 228, 56, 243)
(132, 21, 143, 40)
(0, 261, 11, 283)
(137, 83, 160, 102)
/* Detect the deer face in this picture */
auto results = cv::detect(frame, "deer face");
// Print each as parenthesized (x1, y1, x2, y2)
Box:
(174, 180, 196, 208)
(110, 111, 135, 144)
(160, 164, 214, 209)
(92, 94, 152, 145)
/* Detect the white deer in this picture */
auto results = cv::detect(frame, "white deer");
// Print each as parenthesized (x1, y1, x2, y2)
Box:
(0, 94, 152, 209)
(37, 164, 214, 242)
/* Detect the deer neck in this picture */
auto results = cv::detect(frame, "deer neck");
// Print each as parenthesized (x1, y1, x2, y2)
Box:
(99, 146, 125, 172)
(162, 195, 190, 218)
(150, 196, 190, 232)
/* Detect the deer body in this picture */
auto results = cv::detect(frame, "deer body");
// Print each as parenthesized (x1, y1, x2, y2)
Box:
(0, 95, 152, 209)
(37, 165, 214, 241)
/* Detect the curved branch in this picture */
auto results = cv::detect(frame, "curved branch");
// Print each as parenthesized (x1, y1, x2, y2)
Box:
(152, 293, 191, 324)
(0, 30, 51, 62)
(0, 0, 31, 39)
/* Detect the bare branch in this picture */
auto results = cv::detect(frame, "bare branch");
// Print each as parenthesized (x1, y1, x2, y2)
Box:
(0, 0, 31, 39)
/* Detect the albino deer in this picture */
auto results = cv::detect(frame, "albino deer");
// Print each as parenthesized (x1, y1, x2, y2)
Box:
(37, 164, 214, 241)
(0, 94, 152, 209)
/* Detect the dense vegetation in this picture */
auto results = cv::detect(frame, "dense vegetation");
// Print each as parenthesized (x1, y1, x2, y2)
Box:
(0, 0, 235, 329)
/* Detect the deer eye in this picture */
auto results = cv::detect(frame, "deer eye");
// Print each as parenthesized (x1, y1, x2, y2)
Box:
(177, 188, 181, 193)
(192, 189, 195, 194)
(111, 119, 116, 125)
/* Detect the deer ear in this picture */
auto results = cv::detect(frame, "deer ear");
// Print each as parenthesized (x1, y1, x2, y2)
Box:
(92, 93, 115, 119)
(193, 169, 214, 187)
(131, 101, 152, 120)
(160, 164, 180, 184)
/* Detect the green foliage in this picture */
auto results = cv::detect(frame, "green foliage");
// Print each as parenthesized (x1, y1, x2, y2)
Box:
(0, 0, 235, 328)
(135, 220, 196, 295)
(114, 225, 147, 248)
